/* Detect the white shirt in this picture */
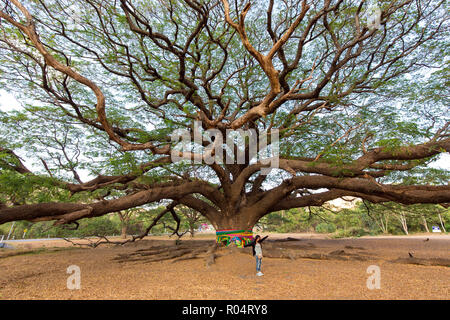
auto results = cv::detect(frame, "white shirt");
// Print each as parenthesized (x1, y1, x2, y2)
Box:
(255, 243, 262, 256)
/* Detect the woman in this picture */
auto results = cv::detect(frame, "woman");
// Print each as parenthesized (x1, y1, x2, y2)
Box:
(244, 234, 268, 276)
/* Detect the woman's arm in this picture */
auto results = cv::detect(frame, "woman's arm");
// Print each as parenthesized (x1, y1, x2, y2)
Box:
(244, 241, 254, 247)
(260, 236, 268, 242)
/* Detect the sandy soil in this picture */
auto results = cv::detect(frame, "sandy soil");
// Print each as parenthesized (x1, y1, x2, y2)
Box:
(0, 233, 448, 300)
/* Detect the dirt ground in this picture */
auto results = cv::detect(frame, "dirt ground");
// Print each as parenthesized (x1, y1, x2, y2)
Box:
(0, 233, 449, 300)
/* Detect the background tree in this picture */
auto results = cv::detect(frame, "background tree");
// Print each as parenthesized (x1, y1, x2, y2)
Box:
(0, 0, 449, 243)
(259, 202, 449, 236)
(176, 205, 206, 237)
(117, 209, 134, 238)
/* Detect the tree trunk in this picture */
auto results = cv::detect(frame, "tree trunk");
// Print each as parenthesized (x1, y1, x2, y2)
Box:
(438, 213, 446, 233)
(421, 214, 429, 233)
(383, 213, 389, 233)
(215, 219, 254, 231)
(398, 212, 408, 235)
(378, 213, 389, 234)
(212, 212, 255, 247)
(121, 225, 128, 239)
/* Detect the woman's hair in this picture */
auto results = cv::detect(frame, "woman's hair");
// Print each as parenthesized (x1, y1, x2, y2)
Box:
(254, 235, 261, 242)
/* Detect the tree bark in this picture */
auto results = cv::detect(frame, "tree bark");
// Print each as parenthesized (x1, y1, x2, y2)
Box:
(380, 213, 389, 234)
(421, 214, 429, 233)
(397, 212, 408, 235)
(121, 225, 128, 239)
(211, 211, 256, 246)
(214, 212, 255, 231)
(189, 224, 195, 238)
(438, 213, 446, 233)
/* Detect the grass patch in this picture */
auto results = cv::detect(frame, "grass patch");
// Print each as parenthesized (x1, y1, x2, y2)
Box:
(0, 246, 81, 259)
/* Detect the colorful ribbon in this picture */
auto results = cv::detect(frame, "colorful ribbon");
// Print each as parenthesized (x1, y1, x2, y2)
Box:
(216, 229, 253, 248)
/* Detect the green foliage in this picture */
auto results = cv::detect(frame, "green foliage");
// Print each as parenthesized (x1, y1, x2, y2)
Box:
(0, 0, 448, 236)
(0, 224, 8, 236)
(315, 222, 337, 234)
(332, 227, 371, 238)
(0, 0, 447, 189)
(260, 202, 449, 237)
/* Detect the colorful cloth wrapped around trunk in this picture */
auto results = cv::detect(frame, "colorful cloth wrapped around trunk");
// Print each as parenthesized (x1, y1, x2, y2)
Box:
(216, 229, 253, 248)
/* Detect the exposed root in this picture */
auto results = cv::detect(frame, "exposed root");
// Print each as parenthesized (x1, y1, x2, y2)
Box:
(140, 249, 194, 264)
(113, 240, 215, 264)
(344, 245, 366, 250)
(391, 257, 450, 267)
(171, 249, 206, 263)
(269, 237, 303, 242)
(261, 244, 374, 261)
(114, 241, 232, 266)
(112, 239, 449, 268)
(205, 243, 218, 267)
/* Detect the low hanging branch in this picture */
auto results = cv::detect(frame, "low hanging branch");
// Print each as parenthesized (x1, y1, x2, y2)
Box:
(63, 201, 179, 248)
(167, 206, 189, 238)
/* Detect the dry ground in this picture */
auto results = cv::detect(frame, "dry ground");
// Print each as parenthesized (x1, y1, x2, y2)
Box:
(0, 233, 449, 299)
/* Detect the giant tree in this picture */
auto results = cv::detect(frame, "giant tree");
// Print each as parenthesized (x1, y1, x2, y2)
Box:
(0, 0, 449, 242)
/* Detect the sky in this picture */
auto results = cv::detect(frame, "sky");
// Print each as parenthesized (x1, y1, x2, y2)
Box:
(0, 89, 449, 182)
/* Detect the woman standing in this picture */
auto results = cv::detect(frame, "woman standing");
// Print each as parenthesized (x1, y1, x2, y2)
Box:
(245, 235, 268, 276)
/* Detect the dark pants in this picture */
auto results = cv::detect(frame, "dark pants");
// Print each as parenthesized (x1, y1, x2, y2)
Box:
(255, 256, 262, 272)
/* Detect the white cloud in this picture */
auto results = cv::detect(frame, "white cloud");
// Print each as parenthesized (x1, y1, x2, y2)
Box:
(429, 153, 450, 170)
(0, 90, 21, 111)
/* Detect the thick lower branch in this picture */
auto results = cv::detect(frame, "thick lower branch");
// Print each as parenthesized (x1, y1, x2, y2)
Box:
(0, 180, 220, 224)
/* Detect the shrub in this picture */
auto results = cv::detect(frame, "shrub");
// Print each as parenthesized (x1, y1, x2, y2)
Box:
(315, 222, 336, 233)
(333, 227, 370, 238)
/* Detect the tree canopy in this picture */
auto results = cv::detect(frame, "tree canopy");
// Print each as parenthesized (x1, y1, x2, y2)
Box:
(0, 0, 449, 233)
